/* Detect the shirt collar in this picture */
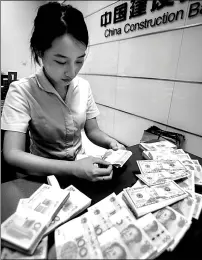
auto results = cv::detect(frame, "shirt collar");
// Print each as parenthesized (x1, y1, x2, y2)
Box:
(35, 67, 78, 95)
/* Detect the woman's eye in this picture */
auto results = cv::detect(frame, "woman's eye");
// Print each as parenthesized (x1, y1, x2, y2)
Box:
(76, 60, 84, 64)
(55, 61, 66, 65)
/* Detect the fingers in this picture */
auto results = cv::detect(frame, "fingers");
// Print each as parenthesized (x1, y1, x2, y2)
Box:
(92, 157, 111, 166)
(96, 170, 113, 181)
(95, 165, 113, 176)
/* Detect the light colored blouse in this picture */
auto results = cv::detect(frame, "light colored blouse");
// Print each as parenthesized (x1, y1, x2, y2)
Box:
(1, 68, 99, 160)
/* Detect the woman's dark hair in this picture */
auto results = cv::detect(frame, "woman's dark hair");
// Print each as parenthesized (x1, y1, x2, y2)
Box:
(30, 1, 89, 65)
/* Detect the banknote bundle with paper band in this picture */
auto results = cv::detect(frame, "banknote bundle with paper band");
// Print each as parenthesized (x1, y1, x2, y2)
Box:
(139, 140, 177, 152)
(101, 149, 132, 168)
(55, 194, 157, 259)
(1, 209, 49, 255)
(122, 181, 188, 217)
(153, 206, 191, 251)
(1, 184, 70, 255)
(142, 149, 191, 161)
(55, 212, 103, 259)
(140, 143, 202, 187)
(44, 185, 91, 236)
(1, 236, 48, 259)
(136, 160, 190, 186)
(54, 187, 202, 259)
(136, 213, 174, 257)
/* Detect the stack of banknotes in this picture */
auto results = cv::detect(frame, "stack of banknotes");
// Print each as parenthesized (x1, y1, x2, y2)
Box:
(1, 179, 92, 259)
(77, 149, 132, 168)
(54, 186, 202, 259)
(53, 141, 202, 259)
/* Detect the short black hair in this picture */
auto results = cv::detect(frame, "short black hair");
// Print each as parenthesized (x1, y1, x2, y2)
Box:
(30, 1, 89, 65)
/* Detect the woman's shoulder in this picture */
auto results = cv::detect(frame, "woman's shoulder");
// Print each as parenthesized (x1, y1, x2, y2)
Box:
(10, 74, 37, 92)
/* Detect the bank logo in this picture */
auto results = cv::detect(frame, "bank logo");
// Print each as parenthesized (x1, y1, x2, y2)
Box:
(100, 0, 201, 38)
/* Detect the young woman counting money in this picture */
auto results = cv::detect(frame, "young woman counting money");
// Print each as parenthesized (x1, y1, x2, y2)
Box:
(1, 1, 125, 182)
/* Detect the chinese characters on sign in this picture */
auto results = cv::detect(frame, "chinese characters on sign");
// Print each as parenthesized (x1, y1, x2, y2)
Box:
(100, 0, 201, 38)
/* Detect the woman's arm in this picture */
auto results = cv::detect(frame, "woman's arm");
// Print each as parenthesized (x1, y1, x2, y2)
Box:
(84, 118, 125, 150)
(3, 131, 74, 177)
(3, 130, 113, 181)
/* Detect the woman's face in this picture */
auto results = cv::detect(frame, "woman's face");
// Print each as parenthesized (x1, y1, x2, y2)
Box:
(42, 34, 86, 88)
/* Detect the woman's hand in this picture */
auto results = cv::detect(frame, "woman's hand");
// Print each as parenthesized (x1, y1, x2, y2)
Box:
(109, 139, 126, 151)
(72, 156, 113, 182)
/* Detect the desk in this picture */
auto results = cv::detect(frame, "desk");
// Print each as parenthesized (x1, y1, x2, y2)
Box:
(1, 144, 202, 259)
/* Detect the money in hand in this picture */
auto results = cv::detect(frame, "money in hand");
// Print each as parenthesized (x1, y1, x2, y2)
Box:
(102, 149, 132, 168)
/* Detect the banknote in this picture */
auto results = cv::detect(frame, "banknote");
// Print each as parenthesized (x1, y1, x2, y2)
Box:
(142, 150, 190, 161)
(153, 206, 191, 251)
(109, 208, 157, 259)
(101, 149, 132, 167)
(179, 159, 202, 185)
(137, 213, 174, 257)
(116, 191, 136, 218)
(137, 160, 188, 174)
(131, 180, 145, 188)
(47, 175, 60, 189)
(1, 237, 48, 259)
(170, 195, 196, 222)
(139, 140, 177, 152)
(192, 160, 201, 166)
(1, 208, 49, 255)
(176, 171, 195, 197)
(192, 193, 202, 220)
(55, 213, 103, 259)
(87, 206, 113, 237)
(137, 160, 189, 186)
(23, 184, 70, 221)
(97, 226, 133, 259)
(88, 193, 128, 218)
(123, 181, 188, 217)
(44, 185, 91, 236)
(16, 198, 29, 212)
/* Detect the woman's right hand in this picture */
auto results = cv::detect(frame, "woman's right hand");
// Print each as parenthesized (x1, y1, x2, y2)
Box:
(72, 156, 113, 182)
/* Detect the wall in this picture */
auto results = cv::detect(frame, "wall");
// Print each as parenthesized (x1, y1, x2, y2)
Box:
(66, 0, 202, 157)
(1, 1, 45, 78)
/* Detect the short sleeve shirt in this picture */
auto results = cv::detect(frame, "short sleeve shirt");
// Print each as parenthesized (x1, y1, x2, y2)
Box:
(1, 68, 100, 160)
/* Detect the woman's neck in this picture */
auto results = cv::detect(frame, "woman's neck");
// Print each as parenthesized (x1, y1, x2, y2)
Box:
(43, 67, 69, 100)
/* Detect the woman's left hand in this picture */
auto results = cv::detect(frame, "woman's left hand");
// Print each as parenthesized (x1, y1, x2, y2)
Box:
(109, 139, 126, 151)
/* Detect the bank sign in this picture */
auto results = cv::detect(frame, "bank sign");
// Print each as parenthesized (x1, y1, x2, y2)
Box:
(100, 0, 202, 38)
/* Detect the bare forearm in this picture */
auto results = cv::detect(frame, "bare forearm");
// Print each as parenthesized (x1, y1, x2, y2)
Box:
(85, 128, 114, 149)
(4, 150, 75, 177)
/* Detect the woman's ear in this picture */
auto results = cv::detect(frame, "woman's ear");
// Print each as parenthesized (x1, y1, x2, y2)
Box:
(37, 50, 43, 59)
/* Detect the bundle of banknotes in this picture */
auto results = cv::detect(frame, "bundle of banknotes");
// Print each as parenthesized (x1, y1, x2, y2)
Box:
(139, 140, 177, 152)
(53, 140, 202, 259)
(138, 140, 202, 187)
(76, 149, 132, 168)
(1, 178, 92, 259)
(54, 188, 202, 259)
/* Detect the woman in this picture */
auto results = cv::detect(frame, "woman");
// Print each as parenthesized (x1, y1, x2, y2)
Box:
(1, 1, 125, 182)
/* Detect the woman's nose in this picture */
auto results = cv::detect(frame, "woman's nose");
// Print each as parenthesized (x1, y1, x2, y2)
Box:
(65, 64, 75, 79)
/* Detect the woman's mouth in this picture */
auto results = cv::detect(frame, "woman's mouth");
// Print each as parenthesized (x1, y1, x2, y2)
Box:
(62, 78, 71, 82)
